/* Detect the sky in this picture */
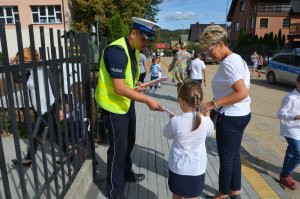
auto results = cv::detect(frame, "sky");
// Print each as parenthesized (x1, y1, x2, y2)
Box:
(157, 0, 232, 30)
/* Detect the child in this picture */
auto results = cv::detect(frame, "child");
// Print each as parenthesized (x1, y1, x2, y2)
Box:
(156, 56, 162, 88)
(278, 74, 300, 190)
(163, 80, 214, 199)
(250, 50, 260, 77)
(149, 57, 161, 92)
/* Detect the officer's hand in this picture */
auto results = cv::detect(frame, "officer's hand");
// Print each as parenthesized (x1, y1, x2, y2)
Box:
(134, 81, 145, 93)
(146, 98, 164, 111)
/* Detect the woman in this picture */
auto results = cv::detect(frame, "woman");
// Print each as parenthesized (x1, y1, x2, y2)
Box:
(200, 25, 251, 199)
(168, 42, 191, 87)
(250, 50, 260, 77)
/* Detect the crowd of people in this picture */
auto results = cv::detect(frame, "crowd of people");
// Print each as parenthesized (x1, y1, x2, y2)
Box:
(10, 16, 300, 199)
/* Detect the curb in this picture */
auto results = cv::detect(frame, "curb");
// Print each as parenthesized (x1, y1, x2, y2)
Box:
(64, 160, 93, 199)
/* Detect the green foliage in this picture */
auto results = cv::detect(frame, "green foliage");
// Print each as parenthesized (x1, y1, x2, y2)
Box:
(107, 13, 129, 44)
(143, 0, 163, 22)
(0, 51, 3, 62)
(159, 29, 190, 43)
(71, 0, 162, 37)
(232, 28, 288, 60)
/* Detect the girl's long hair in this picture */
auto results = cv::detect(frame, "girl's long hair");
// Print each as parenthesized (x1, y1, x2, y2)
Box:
(178, 80, 203, 131)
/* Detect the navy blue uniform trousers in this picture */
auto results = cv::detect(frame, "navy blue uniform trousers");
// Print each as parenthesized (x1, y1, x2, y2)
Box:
(103, 101, 136, 197)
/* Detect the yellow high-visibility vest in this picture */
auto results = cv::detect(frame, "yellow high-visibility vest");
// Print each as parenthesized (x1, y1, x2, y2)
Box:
(95, 37, 140, 114)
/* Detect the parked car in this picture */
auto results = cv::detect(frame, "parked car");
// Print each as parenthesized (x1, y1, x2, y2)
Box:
(273, 48, 300, 56)
(265, 53, 300, 85)
(201, 53, 218, 64)
(187, 50, 194, 58)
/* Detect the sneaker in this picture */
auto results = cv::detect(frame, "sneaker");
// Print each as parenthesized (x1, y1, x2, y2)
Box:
(280, 174, 297, 190)
(12, 158, 32, 167)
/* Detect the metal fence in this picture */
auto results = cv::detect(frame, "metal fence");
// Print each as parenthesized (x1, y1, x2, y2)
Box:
(0, 21, 97, 198)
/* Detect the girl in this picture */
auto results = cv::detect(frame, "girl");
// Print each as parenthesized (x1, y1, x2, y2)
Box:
(163, 80, 214, 199)
(278, 74, 300, 190)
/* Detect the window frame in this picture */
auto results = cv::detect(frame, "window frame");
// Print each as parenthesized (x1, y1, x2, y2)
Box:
(0, 6, 19, 24)
(260, 18, 268, 28)
(31, 5, 62, 24)
(240, 0, 245, 12)
(282, 18, 290, 29)
(234, 21, 240, 32)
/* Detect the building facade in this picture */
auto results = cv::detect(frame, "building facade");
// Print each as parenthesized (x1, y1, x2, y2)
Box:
(227, 0, 300, 44)
(0, 0, 72, 57)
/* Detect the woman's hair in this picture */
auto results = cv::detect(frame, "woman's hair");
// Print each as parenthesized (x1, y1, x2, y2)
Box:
(199, 25, 227, 50)
(178, 80, 203, 131)
(23, 47, 40, 62)
(180, 41, 187, 50)
(297, 74, 300, 82)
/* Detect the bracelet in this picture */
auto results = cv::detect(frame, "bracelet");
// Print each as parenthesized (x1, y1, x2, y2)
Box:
(211, 99, 219, 109)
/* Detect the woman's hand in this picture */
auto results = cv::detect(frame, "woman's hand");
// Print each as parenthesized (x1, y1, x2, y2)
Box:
(201, 101, 215, 113)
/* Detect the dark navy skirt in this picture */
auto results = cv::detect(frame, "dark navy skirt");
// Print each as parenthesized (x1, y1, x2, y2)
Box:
(168, 169, 205, 197)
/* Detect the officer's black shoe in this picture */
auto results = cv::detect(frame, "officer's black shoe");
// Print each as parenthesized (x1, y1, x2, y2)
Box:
(125, 173, 145, 182)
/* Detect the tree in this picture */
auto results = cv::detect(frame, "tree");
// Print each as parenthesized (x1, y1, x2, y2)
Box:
(107, 13, 129, 44)
(71, 0, 163, 36)
(143, 0, 163, 22)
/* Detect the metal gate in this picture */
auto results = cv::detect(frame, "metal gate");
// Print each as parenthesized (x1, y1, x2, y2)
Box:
(0, 21, 96, 199)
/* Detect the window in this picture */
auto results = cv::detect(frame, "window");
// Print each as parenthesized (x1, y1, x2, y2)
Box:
(0, 6, 19, 24)
(260, 18, 268, 28)
(282, 18, 290, 28)
(250, 18, 254, 29)
(245, 19, 251, 30)
(31, 5, 62, 24)
(234, 22, 240, 32)
(273, 55, 294, 66)
(240, 0, 245, 12)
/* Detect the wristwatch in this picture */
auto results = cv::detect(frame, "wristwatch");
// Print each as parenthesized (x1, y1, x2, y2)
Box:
(211, 99, 219, 109)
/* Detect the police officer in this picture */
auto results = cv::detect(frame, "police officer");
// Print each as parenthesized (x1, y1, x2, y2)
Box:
(95, 17, 164, 199)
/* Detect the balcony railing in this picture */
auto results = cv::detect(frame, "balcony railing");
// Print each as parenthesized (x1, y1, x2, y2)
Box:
(289, 23, 300, 34)
(258, 3, 291, 13)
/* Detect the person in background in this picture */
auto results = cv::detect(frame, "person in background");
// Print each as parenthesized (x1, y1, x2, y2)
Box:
(163, 80, 214, 199)
(11, 47, 65, 167)
(250, 50, 260, 77)
(138, 50, 147, 83)
(172, 43, 180, 56)
(168, 42, 191, 87)
(95, 17, 164, 199)
(200, 25, 251, 199)
(149, 57, 162, 93)
(188, 52, 207, 86)
(257, 53, 263, 77)
(156, 56, 162, 88)
(277, 74, 300, 190)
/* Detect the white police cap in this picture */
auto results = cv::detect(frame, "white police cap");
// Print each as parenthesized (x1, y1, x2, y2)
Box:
(132, 17, 160, 41)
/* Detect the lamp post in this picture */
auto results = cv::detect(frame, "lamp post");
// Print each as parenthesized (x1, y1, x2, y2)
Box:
(95, 15, 100, 45)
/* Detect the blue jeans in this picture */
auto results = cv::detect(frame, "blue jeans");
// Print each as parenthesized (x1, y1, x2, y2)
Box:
(216, 113, 251, 194)
(281, 136, 300, 176)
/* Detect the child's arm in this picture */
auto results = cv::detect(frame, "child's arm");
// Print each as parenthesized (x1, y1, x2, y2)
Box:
(277, 96, 295, 120)
(205, 116, 215, 137)
(163, 119, 175, 139)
